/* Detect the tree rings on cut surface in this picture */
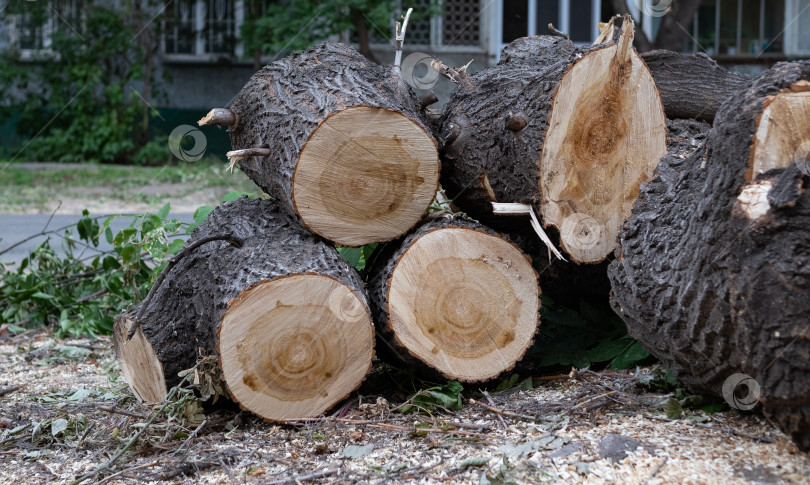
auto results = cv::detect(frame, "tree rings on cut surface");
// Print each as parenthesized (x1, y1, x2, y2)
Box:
(113, 197, 374, 420)
(370, 219, 539, 382)
(226, 42, 439, 247)
(293, 106, 439, 246)
(540, 21, 667, 263)
(218, 275, 373, 421)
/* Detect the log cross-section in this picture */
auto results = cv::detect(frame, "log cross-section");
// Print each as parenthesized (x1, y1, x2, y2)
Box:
(224, 42, 439, 247)
(368, 218, 540, 382)
(113, 197, 374, 420)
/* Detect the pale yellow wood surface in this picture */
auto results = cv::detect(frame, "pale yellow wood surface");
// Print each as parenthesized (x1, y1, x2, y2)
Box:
(218, 274, 374, 421)
(750, 91, 810, 179)
(388, 228, 539, 382)
(540, 21, 667, 263)
(113, 316, 168, 404)
(293, 106, 439, 246)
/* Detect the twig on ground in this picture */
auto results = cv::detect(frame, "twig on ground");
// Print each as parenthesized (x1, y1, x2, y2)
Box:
(481, 390, 508, 429)
(644, 415, 776, 443)
(468, 398, 542, 422)
(98, 406, 148, 419)
(284, 417, 488, 438)
(263, 467, 339, 484)
(68, 383, 185, 485)
(641, 456, 669, 485)
(172, 419, 207, 456)
(95, 461, 162, 485)
(0, 384, 25, 397)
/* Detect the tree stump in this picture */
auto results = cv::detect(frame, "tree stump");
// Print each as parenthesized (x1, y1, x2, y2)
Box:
(113, 197, 374, 421)
(200, 42, 439, 247)
(368, 218, 539, 382)
(639, 50, 751, 123)
(608, 62, 810, 451)
(438, 19, 666, 263)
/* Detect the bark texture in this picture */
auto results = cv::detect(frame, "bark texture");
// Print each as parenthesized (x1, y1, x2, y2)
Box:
(640, 50, 751, 122)
(227, 42, 437, 245)
(367, 217, 540, 382)
(608, 61, 810, 452)
(437, 36, 582, 224)
(114, 197, 368, 392)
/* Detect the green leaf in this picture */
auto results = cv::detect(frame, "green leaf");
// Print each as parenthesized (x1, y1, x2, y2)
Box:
(585, 339, 629, 363)
(189, 205, 214, 233)
(662, 397, 683, 419)
(157, 202, 171, 219)
(610, 341, 651, 370)
(337, 247, 362, 268)
(31, 292, 55, 300)
(50, 419, 68, 437)
(167, 239, 185, 255)
(495, 373, 519, 392)
(222, 191, 253, 203)
(461, 457, 490, 468)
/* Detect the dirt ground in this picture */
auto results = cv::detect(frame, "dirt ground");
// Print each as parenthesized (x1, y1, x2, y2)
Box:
(0, 330, 807, 485)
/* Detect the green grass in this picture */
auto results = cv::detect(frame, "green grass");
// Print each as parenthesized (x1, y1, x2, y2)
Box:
(0, 160, 257, 212)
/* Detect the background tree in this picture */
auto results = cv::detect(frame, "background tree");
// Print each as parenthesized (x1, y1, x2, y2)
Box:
(0, 0, 167, 164)
(240, 0, 400, 67)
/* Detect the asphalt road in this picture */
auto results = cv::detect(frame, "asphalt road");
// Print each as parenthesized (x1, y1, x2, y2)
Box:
(0, 213, 194, 266)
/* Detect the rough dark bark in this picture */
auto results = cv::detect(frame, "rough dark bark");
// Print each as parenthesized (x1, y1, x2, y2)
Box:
(640, 50, 752, 122)
(227, 42, 438, 246)
(367, 217, 540, 383)
(608, 61, 810, 451)
(437, 36, 582, 223)
(114, 197, 371, 404)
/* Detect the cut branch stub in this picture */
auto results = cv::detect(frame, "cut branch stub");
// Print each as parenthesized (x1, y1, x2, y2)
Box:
(540, 19, 666, 263)
(113, 197, 374, 420)
(368, 218, 539, 382)
(199, 108, 237, 126)
(226, 42, 439, 247)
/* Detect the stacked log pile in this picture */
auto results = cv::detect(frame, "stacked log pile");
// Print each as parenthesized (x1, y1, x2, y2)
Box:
(112, 20, 808, 451)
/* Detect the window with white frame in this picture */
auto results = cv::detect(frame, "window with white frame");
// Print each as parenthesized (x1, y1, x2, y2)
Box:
(493, 0, 601, 58)
(785, 0, 810, 56)
(163, 0, 244, 59)
(690, 0, 786, 56)
(8, 0, 80, 59)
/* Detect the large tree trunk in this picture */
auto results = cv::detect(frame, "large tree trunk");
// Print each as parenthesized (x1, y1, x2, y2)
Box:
(200, 42, 439, 247)
(640, 50, 751, 122)
(367, 218, 540, 382)
(438, 20, 666, 263)
(608, 62, 810, 452)
(113, 197, 374, 421)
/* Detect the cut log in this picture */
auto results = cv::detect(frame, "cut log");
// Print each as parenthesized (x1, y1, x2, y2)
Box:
(639, 50, 752, 123)
(215, 42, 439, 247)
(113, 197, 374, 421)
(367, 218, 540, 382)
(608, 61, 810, 452)
(438, 18, 666, 263)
